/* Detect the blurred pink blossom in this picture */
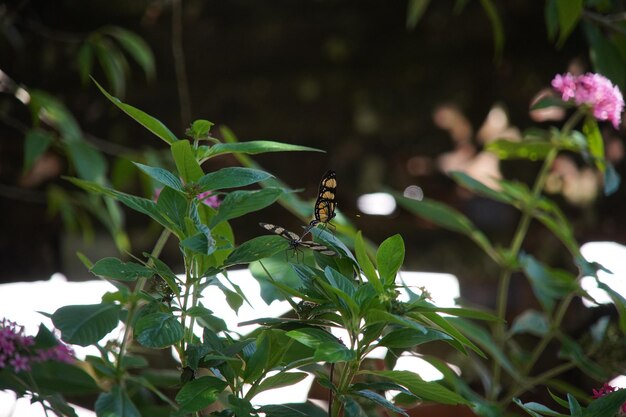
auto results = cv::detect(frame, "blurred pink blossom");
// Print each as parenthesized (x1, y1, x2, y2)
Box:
(592, 383, 626, 413)
(0, 318, 74, 373)
(552, 72, 624, 128)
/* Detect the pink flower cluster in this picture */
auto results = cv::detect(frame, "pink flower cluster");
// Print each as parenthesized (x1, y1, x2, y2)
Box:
(0, 318, 74, 373)
(592, 383, 626, 413)
(552, 72, 624, 129)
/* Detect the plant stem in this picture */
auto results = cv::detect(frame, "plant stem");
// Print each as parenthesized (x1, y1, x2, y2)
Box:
(115, 229, 171, 377)
(490, 107, 585, 400)
(523, 293, 575, 375)
(500, 361, 576, 405)
(330, 360, 361, 417)
(490, 146, 559, 399)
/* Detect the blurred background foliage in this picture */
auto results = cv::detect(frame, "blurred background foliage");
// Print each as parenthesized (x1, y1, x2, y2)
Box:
(1, 0, 625, 311)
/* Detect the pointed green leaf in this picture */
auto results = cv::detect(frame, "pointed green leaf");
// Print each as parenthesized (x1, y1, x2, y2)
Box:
(510, 310, 549, 336)
(378, 328, 452, 348)
(224, 235, 289, 266)
(585, 387, 626, 417)
(555, 0, 582, 47)
(604, 163, 621, 196)
(352, 389, 409, 416)
(519, 254, 578, 313)
(65, 140, 107, 182)
(209, 188, 283, 227)
(93, 78, 178, 144)
(135, 312, 184, 349)
(91, 257, 153, 281)
(133, 162, 184, 191)
(257, 372, 308, 395)
(361, 370, 470, 405)
(197, 139, 324, 160)
(197, 167, 273, 191)
(377, 234, 404, 286)
(355, 231, 381, 291)
(104, 26, 155, 81)
(313, 341, 356, 363)
(174, 376, 227, 415)
(52, 303, 121, 346)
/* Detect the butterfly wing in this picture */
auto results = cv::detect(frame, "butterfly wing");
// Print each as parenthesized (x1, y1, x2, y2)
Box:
(312, 170, 338, 226)
(299, 240, 337, 256)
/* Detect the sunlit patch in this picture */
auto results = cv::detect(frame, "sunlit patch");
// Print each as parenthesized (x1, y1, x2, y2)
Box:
(357, 192, 396, 215)
(580, 241, 626, 306)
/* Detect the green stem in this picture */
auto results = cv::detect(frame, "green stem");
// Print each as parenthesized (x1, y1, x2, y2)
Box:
(330, 360, 361, 417)
(490, 107, 585, 400)
(500, 361, 576, 405)
(522, 293, 575, 375)
(116, 229, 171, 377)
(490, 146, 559, 399)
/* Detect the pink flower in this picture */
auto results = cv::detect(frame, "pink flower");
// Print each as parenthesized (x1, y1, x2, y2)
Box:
(592, 383, 626, 413)
(196, 191, 221, 209)
(0, 318, 74, 372)
(552, 72, 624, 128)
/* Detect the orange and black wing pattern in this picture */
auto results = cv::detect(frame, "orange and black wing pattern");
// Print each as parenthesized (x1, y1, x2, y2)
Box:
(313, 169, 337, 225)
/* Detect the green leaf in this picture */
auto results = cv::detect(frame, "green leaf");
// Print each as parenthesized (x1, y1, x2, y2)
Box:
(377, 234, 404, 286)
(361, 370, 470, 405)
(90, 257, 152, 281)
(257, 402, 327, 417)
(188, 119, 214, 139)
(174, 376, 227, 415)
(92, 78, 178, 144)
(133, 162, 184, 191)
(559, 336, 608, 380)
(67, 177, 173, 231)
(30, 361, 99, 395)
(513, 398, 568, 417)
(104, 26, 155, 81)
(486, 139, 556, 161)
(394, 194, 496, 260)
(583, 115, 606, 172)
(135, 312, 184, 349)
(313, 341, 356, 363)
(29, 90, 82, 141)
(585, 387, 626, 417)
(480, 0, 505, 61)
(171, 139, 204, 183)
(209, 188, 284, 227)
(197, 139, 324, 160)
(450, 171, 510, 203)
(23, 129, 53, 172)
(406, 0, 430, 29)
(555, 0, 582, 47)
(257, 372, 308, 395)
(378, 327, 452, 349)
(545, 0, 558, 41)
(95, 385, 141, 417)
(180, 231, 217, 255)
(197, 167, 273, 192)
(568, 394, 582, 417)
(224, 235, 289, 266)
(65, 140, 107, 182)
(94, 38, 126, 97)
(353, 389, 409, 416)
(596, 281, 626, 335)
(52, 303, 121, 346)
(355, 231, 381, 291)
(530, 95, 567, 110)
(286, 327, 338, 349)
(77, 42, 94, 85)
(587, 24, 626, 90)
(510, 310, 549, 336)
(519, 254, 578, 313)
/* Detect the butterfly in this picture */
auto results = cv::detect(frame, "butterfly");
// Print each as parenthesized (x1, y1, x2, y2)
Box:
(259, 222, 336, 257)
(302, 169, 337, 237)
